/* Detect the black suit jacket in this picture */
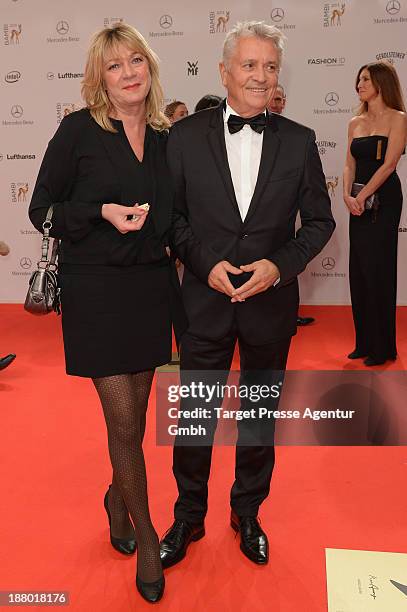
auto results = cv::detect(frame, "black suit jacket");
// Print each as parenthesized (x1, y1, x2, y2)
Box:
(169, 105, 335, 344)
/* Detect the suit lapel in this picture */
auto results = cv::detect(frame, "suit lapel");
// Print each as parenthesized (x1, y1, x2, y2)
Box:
(207, 106, 241, 219)
(244, 113, 281, 225)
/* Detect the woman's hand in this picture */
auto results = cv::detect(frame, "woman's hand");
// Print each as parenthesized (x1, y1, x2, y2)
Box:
(101, 203, 149, 233)
(344, 195, 363, 216)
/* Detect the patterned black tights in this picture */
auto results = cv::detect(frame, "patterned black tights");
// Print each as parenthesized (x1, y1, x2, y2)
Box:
(93, 371, 161, 583)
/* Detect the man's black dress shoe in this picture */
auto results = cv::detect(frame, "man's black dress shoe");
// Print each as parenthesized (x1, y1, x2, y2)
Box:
(347, 350, 367, 359)
(364, 356, 387, 367)
(0, 354, 16, 371)
(103, 486, 136, 555)
(136, 574, 165, 603)
(297, 316, 315, 326)
(159, 519, 205, 569)
(230, 511, 268, 565)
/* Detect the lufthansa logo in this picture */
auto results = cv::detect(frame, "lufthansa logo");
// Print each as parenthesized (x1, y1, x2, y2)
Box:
(11, 105, 23, 118)
(0, 154, 3, 162)
(270, 8, 285, 22)
(159, 15, 173, 29)
(47, 72, 55, 80)
(56, 20, 69, 35)
(5, 71, 21, 83)
(322, 257, 335, 270)
(325, 92, 339, 106)
(20, 257, 32, 269)
(386, 0, 401, 14)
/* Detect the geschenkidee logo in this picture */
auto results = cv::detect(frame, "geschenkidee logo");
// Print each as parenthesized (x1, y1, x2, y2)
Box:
(103, 17, 124, 28)
(3, 23, 22, 44)
(47, 21, 79, 43)
(323, 2, 346, 26)
(5, 70, 21, 83)
(209, 10, 230, 33)
(149, 15, 183, 38)
(307, 57, 345, 66)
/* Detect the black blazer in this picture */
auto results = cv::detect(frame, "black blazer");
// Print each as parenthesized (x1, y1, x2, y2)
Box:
(169, 104, 335, 344)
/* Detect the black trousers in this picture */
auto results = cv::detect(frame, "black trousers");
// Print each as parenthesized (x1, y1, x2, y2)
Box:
(172, 327, 291, 522)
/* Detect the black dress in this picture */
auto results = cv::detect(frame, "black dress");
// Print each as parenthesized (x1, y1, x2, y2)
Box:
(349, 136, 403, 361)
(29, 109, 187, 377)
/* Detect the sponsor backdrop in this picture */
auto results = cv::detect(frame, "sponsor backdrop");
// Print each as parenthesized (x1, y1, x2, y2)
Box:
(1, 0, 406, 303)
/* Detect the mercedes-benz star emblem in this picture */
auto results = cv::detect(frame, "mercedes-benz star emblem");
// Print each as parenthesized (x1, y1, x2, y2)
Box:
(325, 92, 339, 106)
(159, 15, 173, 29)
(11, 105, 23, 118)
(386, 0, 401, 14)
(20, 257, 32, 269)
(322, 257, 335, 271)
(56, 20, 69, 35)
(270, 8, 285, 22)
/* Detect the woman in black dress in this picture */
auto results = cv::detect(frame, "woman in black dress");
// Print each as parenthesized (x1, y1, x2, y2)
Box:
(29, 23, 186, 603)
(343, 61, 407, 366)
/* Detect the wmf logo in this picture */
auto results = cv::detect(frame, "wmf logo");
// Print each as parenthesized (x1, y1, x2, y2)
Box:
(209, 11, 230, 33)
(3, 23, 22, 45)
(56, 102, 80, 123)
(323, 3, 346, 26)
(11, 182, 29, 203)
(322, 256, 335, 271)
(103, 17, 124, 28)
(187, 61, 198, 76)
(325, 176, 339, 198)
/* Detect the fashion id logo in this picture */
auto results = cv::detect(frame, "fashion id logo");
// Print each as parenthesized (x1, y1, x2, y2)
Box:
(307, 57, 345, 66)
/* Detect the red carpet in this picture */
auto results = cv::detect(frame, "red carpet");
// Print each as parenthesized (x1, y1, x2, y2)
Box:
(1, 305, 406, 611)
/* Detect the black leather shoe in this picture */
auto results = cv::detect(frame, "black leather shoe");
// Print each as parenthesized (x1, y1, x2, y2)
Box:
(103, 486, 136, 555)
(364, 356, 386, 366)
(297, 316, 315, 326)
(136, 574, 165, 603)
(0, 354, 16, 371)
(347, 350, 368, 359)
(231, 511, 268, 565)
(159, 519, 205, 569)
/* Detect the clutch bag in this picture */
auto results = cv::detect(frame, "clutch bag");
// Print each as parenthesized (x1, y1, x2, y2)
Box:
(351, 182, 380, 211)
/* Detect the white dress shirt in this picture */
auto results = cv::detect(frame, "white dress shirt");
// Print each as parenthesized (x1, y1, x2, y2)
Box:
(224, 102, 264, 221)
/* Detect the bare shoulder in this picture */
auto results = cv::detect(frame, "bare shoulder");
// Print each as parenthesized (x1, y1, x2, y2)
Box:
(390, 109, 407, 127)
(348, 115, 362, 135)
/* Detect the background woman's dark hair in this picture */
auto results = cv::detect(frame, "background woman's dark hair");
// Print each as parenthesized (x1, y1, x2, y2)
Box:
(194, 94, 222, 112)
(355, 61, 406, 114)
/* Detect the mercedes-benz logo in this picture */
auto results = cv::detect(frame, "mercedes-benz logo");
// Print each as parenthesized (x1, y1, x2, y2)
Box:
(270, 8, 285, 22)
(11, 104, 23, 118)
(325, 92, 339, 106)
(56, 20, 69, 35)
(47, 72, 55, 80)
(159, 14, 173, 29)
(322, 257, 335, 271)
(386, 0, 401, 14)
(20, 257, 32, 269)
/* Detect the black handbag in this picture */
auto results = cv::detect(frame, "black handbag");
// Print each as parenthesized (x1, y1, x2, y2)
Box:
(24, 206, 61, 315)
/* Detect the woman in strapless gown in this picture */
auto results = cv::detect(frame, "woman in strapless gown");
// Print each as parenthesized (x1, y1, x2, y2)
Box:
(343, 61, 407, 366)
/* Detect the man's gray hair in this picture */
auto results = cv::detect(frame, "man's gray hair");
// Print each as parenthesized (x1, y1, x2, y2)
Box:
(222, 21, 285, 69)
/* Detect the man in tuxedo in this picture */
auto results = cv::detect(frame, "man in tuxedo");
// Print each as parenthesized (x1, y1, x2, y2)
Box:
(161, 21, 335, 567)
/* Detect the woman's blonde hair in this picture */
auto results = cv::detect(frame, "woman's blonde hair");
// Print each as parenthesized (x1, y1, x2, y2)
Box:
(81, 23, 170, 132)
(355, 61, 406, 115)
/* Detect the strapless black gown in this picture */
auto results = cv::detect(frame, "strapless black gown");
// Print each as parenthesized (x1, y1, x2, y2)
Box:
(349, 135, 403, 362)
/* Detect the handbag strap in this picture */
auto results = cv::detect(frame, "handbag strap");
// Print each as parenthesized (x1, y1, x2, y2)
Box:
(38, 206, 59, 270)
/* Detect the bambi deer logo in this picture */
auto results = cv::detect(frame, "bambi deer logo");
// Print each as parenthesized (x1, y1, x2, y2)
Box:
(326, 176, 338, 198)
(10, 24, 22, 43)
(17, 183, 29, 201)
(216, 11, 230, 32)
(330, 4, 345, 25)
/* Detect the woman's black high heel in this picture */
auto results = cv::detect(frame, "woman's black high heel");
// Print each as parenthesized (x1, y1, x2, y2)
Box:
(104, 486, 136, 555)
(136, 574, 165, 603)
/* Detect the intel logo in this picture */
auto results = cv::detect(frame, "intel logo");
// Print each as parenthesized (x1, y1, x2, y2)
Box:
(5, 70, 21, 83)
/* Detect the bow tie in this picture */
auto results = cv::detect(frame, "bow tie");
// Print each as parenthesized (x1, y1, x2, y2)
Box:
(227, 113, 266, 134)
